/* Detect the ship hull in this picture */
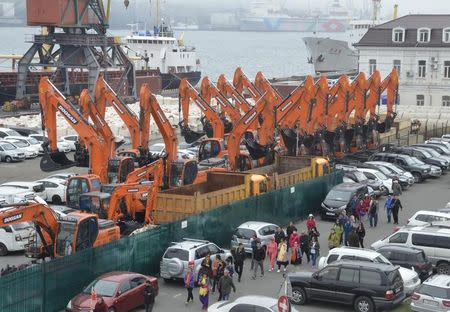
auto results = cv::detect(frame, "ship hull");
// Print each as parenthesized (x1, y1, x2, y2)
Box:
(303, 36, 358, 74)
(161, 71, 201, 90)
(240, 17, 349, 32)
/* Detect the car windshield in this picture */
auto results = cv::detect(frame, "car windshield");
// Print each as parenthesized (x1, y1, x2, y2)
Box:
(374, 165, 392, 175)
(326, 189, 352, 202)
(28, 137, 39, 144)
(11, 222, 33, 231)
(412, 157, 426, 165)
(353, 171, 368, 181)
(374, 255, 391, 265)
(5, 130, 20, 136)
(417, 284, 450, 298)
(419, 149, 432, 157)
(374, 171, 388, 180)
(425, 149, 441, 157)
(83, 279, 119, 297)
(0, 143, 16, 151)
(163, 248, 189, 261)
(234, 228, 256, 239)
(11, 140, 27, 147)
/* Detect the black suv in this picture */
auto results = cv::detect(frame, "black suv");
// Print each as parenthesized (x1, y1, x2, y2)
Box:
(376, 245, 433, 282)
(320, 182, 369, 219)
(386, 146, 449, 171)
(368, 152, 432, 182)
(288, 261, 405, 312)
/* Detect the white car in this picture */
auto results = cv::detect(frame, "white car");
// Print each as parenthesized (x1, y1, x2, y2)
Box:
(149, 143, 166, 157)
(178, 149, 196, 160)
(28, 134, 72, 153)
(318, 247, 421, 295)
(4, 136, 43, 155)
(0, 181, 48, 201)
(407, 210, 450, 226)
(46, 172, 77, 181)
(0, 141, 25, 162)
(35, 178, 67, 204)
(209, 295, 299, 312)
(59, 135, 79, 151)
(0, 127, 21, 138)
(357, 167, 393, 195)
(4, 139, 38, 158)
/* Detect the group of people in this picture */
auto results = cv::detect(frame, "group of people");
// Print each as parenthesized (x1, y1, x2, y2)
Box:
(328, 178, 405, 250)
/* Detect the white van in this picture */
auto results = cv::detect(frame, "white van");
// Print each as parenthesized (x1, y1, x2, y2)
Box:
(407, 210, 450, 226)
(371, 225, 450, 274)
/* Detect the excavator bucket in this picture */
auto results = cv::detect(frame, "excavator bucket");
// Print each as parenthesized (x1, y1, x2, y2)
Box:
(280, 128, 300, 156)
(244, 137, 271, 160)
(223, 118, 233, 134)
(180, 124, 205, 144)
(201, 117, 214, 138)
(40, 150, 76, 172)
(302, 135, 315, 149)
(345, 128, 355, 146)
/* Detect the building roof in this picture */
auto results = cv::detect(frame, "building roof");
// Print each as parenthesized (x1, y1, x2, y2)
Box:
(355, 14, 450, 48)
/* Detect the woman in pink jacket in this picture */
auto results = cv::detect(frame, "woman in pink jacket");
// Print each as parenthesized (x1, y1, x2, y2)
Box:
(266, 237, 278, 272)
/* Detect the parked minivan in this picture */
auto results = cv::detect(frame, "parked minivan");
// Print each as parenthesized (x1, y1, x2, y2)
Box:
(371, 225, 450, 274)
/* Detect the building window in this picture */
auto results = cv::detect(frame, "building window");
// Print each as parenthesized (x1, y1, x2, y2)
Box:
(418, 28, 430, 43)
(393, 60, 401, 75)
(444, 61, 450, 78)
(443, 28, 450, 43)
(443, 96, 450, 107)
(417, 95, 425, 106)
(418, 60, 426, 78)
(392, 27, 405, 42)
(369, 59, 377, 75)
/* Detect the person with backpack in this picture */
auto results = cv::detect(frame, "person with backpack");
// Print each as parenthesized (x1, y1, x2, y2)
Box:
(368, 196, 379, 227)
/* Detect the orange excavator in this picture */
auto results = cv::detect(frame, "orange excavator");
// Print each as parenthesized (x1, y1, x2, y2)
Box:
(200, 76, 241, 126)
(375, 68, 399, 134)
(0, 201, 120, 258)
(217, 74, 253, 114)
(233, 67, 262, 102)
(254, 71, 283, 104)
(178, 79, 225, 143)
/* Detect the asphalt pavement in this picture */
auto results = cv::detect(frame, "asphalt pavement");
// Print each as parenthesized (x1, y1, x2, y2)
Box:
(0, 156, 449, 312)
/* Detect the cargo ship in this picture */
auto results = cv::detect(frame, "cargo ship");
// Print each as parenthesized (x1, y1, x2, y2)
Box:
(240, 0, 350, 32)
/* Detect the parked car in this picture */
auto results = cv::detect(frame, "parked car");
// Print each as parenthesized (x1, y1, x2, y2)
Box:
(59, 135, 79, 151)
(230, 221, 281, 253)
(160, 238, 232, 282)
(0, 141, 25, 162)
(288, 260, 405, 312)
(0, 207, 35, 256)
(356, 167, 393, 195)
(3, 139, 38, 158)
(441, 134, 450, 142)
(414, 143, 450, 157)
(317, 247, 420, 295)
(365, 161, 414, 189)
(371, 225, 450, 274)
(35, 178, 67, 204)
(407, 210, 450, 227)
(7, 126, 39, 136)
(426, 139, 450, 150)
(66, 271, 158, 312)
(209, 295, 300, 312)
(320, 182, 369, 219)
(387, 146, 449, 171)
(3, 136, 43, 155)
(414, 146, 450, 163)
(0, 181, 47, 201)
(376, 245, 433, 282)
(368, 153, 434, 182)
(46, 172, 77, 181)
(337, 167, 384, 197)
(410, 274, 450, 312)
(28, 134, 72, 153)
(0, 127, 22, 138)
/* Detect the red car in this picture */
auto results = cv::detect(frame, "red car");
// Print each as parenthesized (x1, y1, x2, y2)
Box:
(66, 271, 158, 312)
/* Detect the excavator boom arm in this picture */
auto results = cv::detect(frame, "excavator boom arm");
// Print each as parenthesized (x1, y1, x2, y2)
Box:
(232, 67, 262, 102)
(217, 74, 252, 113)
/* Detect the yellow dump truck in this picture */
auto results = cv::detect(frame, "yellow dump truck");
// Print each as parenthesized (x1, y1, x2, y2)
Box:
(153, 171, 268, 224)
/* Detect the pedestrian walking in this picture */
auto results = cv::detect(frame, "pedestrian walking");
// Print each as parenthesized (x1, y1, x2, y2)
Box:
(368, 198, 379, 227)
(252, 242, 265, 279)
(300, 231, 310, 263)
(392, 195, 403, 224)
(198, 274, 210, 311)
(384, 195, 394, 223)
(266, 237, 278, 272)
(348, 229, 360, 247)
(286, 221, 297, 251)
(250, 234, 260, 270)
(327, 228, 340, 250)
(276, 239, 289, 272)
(309, 236, 320, 267)
(392, 178, 402, 197)
(349, 196, 359, 217)
(197, 254, 213, 285)
(331, 219, 343, 246)
(343, 217, 353, 246)
(306, 214, 316, 231)
(274, 227, 286, 244)
(93, 297, 108, 312)
(212, 255, 225, 294)
(184, 262, 195, 305)
(143, 280, 155, 312)
(356, 222, 366, 248)
(290, 241, 301, 265)
(218, 269, 236, 301)
(350, 215, 357, 229)
(337, 210, 348, 227)
(289, 230, 300, 251)
(232, 243, 246, 282)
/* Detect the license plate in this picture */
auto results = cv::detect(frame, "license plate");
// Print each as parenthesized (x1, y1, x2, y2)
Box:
(423, 299, 438, 307)
(326, 212, 335, 216)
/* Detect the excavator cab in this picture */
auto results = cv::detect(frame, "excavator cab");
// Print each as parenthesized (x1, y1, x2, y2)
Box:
(40, 141, 76, 172)
(169, 160, 199, 187)
(107, 157, 135, 184)
(66, 175, 102, 209)
(198, 139, 225, 162)
(54, 214, 99, 257)
(79, 192, 111, 220)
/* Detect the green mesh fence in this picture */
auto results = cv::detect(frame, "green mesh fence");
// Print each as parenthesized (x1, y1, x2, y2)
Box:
(0, 171, 342, 312)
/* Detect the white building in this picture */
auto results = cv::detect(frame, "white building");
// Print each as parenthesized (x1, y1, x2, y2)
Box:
(355, 15, 450, 108)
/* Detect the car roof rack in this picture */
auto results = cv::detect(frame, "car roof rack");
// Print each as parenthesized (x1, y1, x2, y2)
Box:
(182, 238, 209, 243)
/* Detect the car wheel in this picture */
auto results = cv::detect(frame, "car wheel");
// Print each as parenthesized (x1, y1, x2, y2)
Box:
(108, 307, 116, 312)
(437, 262, 450, 275)
(290, 287, 307, 305)
(52, 195, 62, 205)
(412, 172, 422, 183)
(0, 243, 8, 256)
(5, 156, 12, 163)
(354, 296, 374, 312)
